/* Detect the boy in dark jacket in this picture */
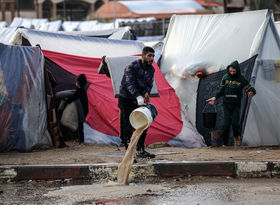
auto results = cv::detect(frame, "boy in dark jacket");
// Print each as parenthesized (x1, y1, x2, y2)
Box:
(66, 74, 88, 144)
(207, 60, 256, 146)
(119, 46, 155, 158)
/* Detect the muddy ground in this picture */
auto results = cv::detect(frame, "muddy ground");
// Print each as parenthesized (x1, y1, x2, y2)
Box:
(1, 177, 280, 205)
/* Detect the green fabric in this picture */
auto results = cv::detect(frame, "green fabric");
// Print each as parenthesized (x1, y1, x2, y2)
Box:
(215, 60, 256, 107)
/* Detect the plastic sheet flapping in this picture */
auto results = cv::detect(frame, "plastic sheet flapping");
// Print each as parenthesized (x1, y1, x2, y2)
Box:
(0, 43, 52, 152)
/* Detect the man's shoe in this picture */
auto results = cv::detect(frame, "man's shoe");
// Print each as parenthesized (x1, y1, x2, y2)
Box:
(136, 150, 155, 158)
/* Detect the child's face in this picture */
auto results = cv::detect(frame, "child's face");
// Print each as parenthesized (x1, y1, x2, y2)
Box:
(76, 81, 80, 88)
(228, 67, 237, 75)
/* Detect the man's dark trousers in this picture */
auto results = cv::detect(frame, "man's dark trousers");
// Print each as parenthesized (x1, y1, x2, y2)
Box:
(119, 102, 147, 151)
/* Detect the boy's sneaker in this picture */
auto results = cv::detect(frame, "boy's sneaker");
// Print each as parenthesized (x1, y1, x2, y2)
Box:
(136, 150, 156, 158)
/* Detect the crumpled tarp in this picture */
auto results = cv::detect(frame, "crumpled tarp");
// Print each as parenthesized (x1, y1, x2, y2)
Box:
(0, 43, 52, 152)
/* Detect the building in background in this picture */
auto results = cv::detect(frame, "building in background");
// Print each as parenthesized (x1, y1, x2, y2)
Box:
(0, 0, 108, 23)
(2, 0, 280, 28)
(95, 0, 215, 36)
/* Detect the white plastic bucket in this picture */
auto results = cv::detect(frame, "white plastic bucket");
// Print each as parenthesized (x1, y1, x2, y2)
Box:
(129, 103, 158, 129)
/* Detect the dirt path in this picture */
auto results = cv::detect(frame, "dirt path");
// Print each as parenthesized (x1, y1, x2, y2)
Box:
(1, 141, 280, 165)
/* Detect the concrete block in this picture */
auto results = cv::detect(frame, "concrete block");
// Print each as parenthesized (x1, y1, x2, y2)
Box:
(0, 166, 17, 179)
(130, 164, 157, 181)
(236, 161, 270, 177)
(89, 163, 118, 181)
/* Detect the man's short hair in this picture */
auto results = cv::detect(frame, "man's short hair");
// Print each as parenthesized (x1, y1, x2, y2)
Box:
(142, 46, 155, 55)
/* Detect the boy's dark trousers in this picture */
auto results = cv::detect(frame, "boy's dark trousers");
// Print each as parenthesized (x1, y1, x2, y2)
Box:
(222, 104, 240, 145)
(77, 122, 84, 143)
(119, 102, 147, 151)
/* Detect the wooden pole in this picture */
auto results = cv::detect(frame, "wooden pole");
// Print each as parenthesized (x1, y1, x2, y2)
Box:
(223, 0, 227, 13)
(10, 1, 15, 21)
(1, 2, 6, 21)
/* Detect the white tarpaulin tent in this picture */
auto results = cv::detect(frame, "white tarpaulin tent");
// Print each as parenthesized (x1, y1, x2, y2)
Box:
(60, 26, 135, 40)
(160, 10, 280, 146)
(9, 28, 205, 148)
(9, 28, 142, 58)
(0, 21, 7, 28)
(39, 20, 62, 32)
(0, 27, 17, 44)
(62, 21, 114, 32)
(10, 17, 48, 29)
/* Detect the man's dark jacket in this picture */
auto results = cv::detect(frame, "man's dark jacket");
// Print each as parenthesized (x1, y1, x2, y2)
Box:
(119, 59, 155, 101)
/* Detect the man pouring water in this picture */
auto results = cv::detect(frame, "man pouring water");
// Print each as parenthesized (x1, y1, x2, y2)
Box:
(118, 46, 156, 158)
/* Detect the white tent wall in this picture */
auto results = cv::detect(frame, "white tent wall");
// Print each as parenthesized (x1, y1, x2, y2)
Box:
(161, 10, 271, 75)
(243, 18, 280, 146)
(160, 10, 280, 146)
(275, 21, 280, 36)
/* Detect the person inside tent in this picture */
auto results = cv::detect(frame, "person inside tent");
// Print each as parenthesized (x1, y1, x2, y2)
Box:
(65, 74, 88, 144)
(206, 60, 256, 147)
(119, 46, 155, 158)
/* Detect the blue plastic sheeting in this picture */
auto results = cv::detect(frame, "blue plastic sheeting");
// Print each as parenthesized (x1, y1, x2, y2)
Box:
(84, 123, 121, 146)
(0, 43, 52, 152)
(168, 113, 206, 148)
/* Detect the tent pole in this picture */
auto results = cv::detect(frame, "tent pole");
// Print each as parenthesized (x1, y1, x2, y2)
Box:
(113, 0, 116, 28)
(223, 0, 227, 13)
(63, 0, 66, 21)
(162, 18, 165, 36)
